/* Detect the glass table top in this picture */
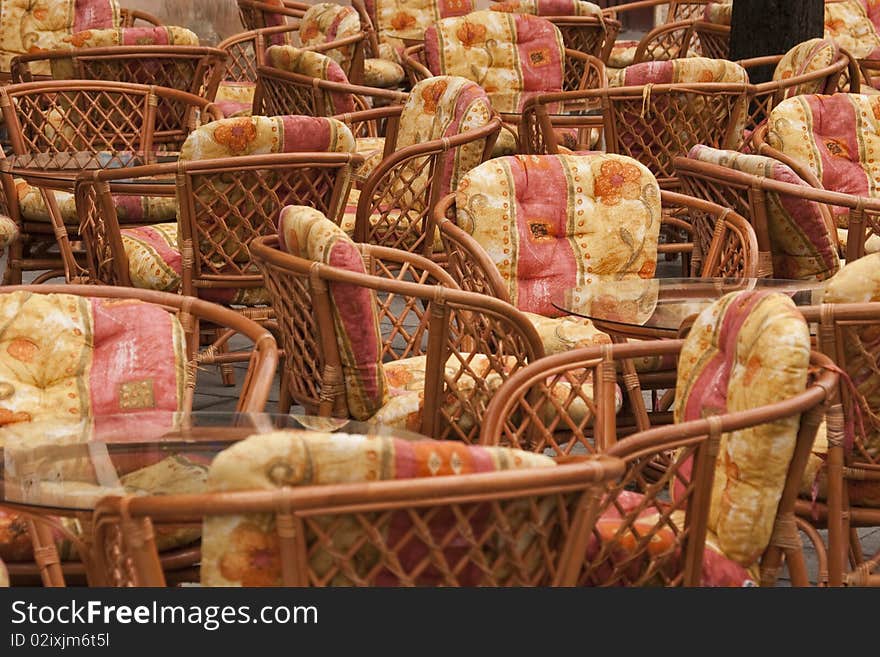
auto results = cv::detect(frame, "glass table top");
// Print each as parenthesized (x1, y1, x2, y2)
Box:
(552, 277, 826, 336)
(0, 411, 428, 512)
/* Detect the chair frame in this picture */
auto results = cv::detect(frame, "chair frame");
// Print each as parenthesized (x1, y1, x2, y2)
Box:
(91, 453, 625, 587)
(480, 339, 839, 586)
(251, 233, 546, 444)
(237, 0, 311, 29)
(0, 80, 222, 285)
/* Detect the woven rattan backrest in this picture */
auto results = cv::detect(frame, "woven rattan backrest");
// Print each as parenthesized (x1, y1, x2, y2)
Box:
(700, 211, 759, 279)
(219, 27, 298, 84)
(254, 64, 328, 116)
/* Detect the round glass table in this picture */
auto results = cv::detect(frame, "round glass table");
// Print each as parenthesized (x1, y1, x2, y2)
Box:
(0, 411, 429, 586)
(552, 277, 826, 340)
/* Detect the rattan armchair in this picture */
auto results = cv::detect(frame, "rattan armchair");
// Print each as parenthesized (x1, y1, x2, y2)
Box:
(480, 303, 840, 586)
(237, 0, 310, 28)
(0, 80, 222, 285)
(119, 7, 163, 28)
(91, 436, 624, 587)
(251, 213, 546, 444)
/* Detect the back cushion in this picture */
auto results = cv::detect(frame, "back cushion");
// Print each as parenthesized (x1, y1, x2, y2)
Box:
(455, 153, 660, 316)
(299, 3, 361, 70)
(674, 290, 810, 566)
(425, 11, 565, 96)
(610, 56, 748, 86)
(772, 39, 841, 98)
(702, 2, 732, 25)
(265, 45, 356, 115)
(687, 145, 840, 281)
(822, 253, 880, 461)
(824, 0, 880, 59)
(180, 115, 355, 161)
(0, 0, 120, 74)
(0, 291, 186, 423)
(277, 206, 386, 420)
(766, 94, 880, 227)
(200, 430, 555, 586)
(367, 0, 474, 41)
(395, 76, 494, 200)
(489, 0, 601, 16)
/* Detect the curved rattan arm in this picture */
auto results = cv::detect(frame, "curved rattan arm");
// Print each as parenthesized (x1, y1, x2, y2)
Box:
(563, 49, 606, 91)
(401, 44, 432, 83)
(237, 0, 309, 24)
(119, 8, 163, 27)
(91, 454, 624, 586)
(2, 284, 278, 413)
(217, 24, 302, 53)
(632, 19, 696, 64)
(355, 117, 503, 255)
(334, 104, 405, 141)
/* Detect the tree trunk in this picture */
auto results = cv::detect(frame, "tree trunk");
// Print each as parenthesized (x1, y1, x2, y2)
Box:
(729, 0, 824, 83)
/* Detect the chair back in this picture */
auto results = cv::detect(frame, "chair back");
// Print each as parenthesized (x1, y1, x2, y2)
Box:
(257, 45, 357, 115)
(237, 0, 307, 32)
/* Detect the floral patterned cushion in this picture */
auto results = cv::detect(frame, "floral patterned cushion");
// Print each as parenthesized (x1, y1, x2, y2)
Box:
(0, 291, 187, 424)
(277, 206, 387, 420)
(362, 57, 406, 87)
(454, 153, 661, 316)
(366, 0, 474, 43)
(50, 26, 199, 79)
(214, 81, 256, 118)
(14, 179, 177, 226)
(424, 11, 565, 96)
(489, 0, 601, 16)
(200, 429, 555, 586)
(702, 2, 732, 25)
(0, 0, 120, 74)
(674, 291, 810, 567)
(766, 94, 880, 228)
(824, 0, 880, 60)
(300, 3, 361, 70)
(0, 215, 19, 251)
(687, 145, 840, 281)
(522, 312, 609, 355)
(860, 0, 880, 32)
(265, 45, 356, 115)
(771, 39, 842, 98)
(607, 40, 638, 70)
(609, 56, 748, 87)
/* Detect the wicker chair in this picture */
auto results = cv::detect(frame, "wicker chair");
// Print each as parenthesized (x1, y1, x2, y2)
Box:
(520, 57, 749, 189)
(0, 80, 222, 286)
(73, 115, 362, 379)
(91, 431, 624, 587)
(0, 284, 278, 587)
(751, 93, 880, 262)
(251, 207, 547, 444)
(402, 12, 600, 98)
(237, 0, 310, 28)
(481, 291, 840, 586)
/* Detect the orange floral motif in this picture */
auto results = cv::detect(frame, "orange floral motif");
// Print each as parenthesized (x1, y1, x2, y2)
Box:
(420, 79, 448, 114)
(456, 21, 487, 48)
(824, 19, 845, 36)
(7, 338, 39, 363)
(213, 119, 258, 153)
(528, 49, 551, 67)
(218, 522, 281, 586)
(0, 409, 31, 425)
(490, 2, 522, 12)
(32, 7, 48, 21)
(824, 138, 850, 159)
(300, 23, 320, 42)
(594, 160, 642, 206)
(67, 31, 93, 48)
(698, 69, 715, 82)
(638, 259, 656, 279)
(390, 11, 416, 31)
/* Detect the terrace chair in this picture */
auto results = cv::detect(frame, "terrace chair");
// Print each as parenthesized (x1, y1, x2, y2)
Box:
(752, 93, 880, 261)
(0, 284, 278, 586)
(403, 11, 600, 103)
(92, 429, 624, 586)
(251, 207, 550, 444)
(237, 0, 310, 29)
(9, 26, 227, 117)
(342, 76, 502, 257)
(798, 256, 880, 586)
(520, 57, 749, 189)
(675, 146, 845, 280)
(73, 115, 362, 367)
(481, 290, 840, 586)
(0, 80, 222, 285)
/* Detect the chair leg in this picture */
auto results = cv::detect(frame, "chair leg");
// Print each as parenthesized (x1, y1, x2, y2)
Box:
(278, 369, 292, 414)
(216, 329, 235, 387)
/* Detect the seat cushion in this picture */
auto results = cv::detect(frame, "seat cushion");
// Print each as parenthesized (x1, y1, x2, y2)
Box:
(610, 56, 748, 87)
(522, 312, 609, 354)
(214, 81, 256, 118)
(608, 40, 638, 70)
(120, 222, 271, 305)
(824, 0, 880, 60)
(766, 94, 880, 228)
(702, 2, 732, 25)
(265, 45, 356, 114)
(489, 0, 601, 16)
(200, 429, 553, 586)
(454, 153, 661, 316)
(0, 215, 19, 251)
(687, 145, 840, 281)
(369, 0, 474, 44)
(15, 180, 177, 226)
(363, 57, 406, 87)
(300, 2, 361, 72)
(0, 291, 187, 423)
(0, 0, 120, 74)
(424, 11, 565, 96)
(674, 290, 810, 566)
(772, 38, 842, 99)
(354, 136, 386, 179)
